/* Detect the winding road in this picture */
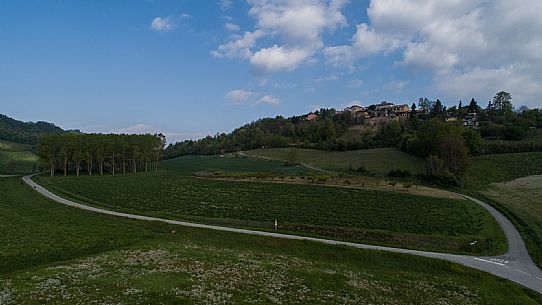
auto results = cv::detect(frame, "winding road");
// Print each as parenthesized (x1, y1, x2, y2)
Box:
(20, 174, 542, 294)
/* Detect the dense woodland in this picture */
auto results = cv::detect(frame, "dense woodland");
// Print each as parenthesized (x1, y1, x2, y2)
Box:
(37, 133, 166, 177)
(0, 114, 68, 145)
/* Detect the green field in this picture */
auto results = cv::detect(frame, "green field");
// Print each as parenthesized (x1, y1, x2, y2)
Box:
(0, 140, 38, 174)
(35, 155, 506, 255)
(245, 147, 426, 175)
(464, 152, 542, 269)
(483, 175, 542, 268)
(465, 152, 542, 189)
(1, 177, 540, 304)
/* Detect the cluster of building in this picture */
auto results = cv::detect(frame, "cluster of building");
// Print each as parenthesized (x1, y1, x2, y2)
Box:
(447, 112, 480, 128)
(306, 102, 411, 121)
(306, 101, 480, 128)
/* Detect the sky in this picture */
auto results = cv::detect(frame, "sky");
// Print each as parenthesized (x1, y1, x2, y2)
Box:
(1, 0, 541, 143)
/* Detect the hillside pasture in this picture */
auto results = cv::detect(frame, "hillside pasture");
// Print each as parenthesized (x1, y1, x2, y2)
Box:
(465, 152, 542, 189)
(0, 140, 38, 174)
(482, 175, 542, 269)
(245, 147, 426, 176)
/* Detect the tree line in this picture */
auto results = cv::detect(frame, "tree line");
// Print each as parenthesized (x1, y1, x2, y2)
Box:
(37, 133, 166, 177)
(163, 113, 354, 158)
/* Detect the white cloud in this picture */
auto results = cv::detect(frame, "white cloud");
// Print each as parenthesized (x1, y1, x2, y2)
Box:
(437, 65, 542, 107)
(325, 0, 542, 106)
(325, 23, 400, 66)
(225, 89, 255, 104)
(115, 124, 210, 144)
(383, 80, 407, 91)
(211, 30, 264, 59)
(343, 100, 362, 108)
(212, 0, 348, 72)
(224, 22, 240, 31)
(150, 17, 177, 31)
(250, 45, 312, 72)
(254, 95, 280, 106)
(219, 0, 232, 11)
(248, 0, 346, 49)
(116, 124, 159, 134)
(225, 89, 281, 107)
(315, 74, 340, 82)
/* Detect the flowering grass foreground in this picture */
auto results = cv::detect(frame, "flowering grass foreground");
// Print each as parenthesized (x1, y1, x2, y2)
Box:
(0, 243, 518, 305)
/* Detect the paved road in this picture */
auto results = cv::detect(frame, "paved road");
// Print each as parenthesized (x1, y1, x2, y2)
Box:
(21, 174, 542, 294)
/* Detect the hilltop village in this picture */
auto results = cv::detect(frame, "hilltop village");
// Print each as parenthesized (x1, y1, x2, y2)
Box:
(307, 101, 479, 128)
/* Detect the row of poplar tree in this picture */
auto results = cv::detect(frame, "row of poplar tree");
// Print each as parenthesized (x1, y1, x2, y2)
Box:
(37, 133, 166, 177)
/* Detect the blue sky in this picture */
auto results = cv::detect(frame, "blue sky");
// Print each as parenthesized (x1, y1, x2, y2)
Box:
(1, 0, 540, 143)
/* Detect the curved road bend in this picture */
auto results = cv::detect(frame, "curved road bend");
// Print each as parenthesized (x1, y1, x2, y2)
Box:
(21, 174, 542, 294)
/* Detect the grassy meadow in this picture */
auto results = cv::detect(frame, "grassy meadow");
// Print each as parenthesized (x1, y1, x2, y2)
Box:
(483, 175, 542, 267)
(463, 152, 542, 268)
(1, 177, 541, 304)
(0, 140, 38, 174)
(245, 147, 426, 176)
(35, 154, 505, 255)
(464, 152, 542, 189)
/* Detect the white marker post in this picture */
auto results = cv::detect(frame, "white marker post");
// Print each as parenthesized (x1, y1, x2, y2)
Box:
(470, 240, 478, 255)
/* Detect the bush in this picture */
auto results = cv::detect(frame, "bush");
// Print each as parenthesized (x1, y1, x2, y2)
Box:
(480, 124, 503, 138)
(502, 126, 526, 141)
(352, 164, 370, 175)
(317, 175, 331, 183)
(388, 169, 412, 178)
(479, 141, 542, 154)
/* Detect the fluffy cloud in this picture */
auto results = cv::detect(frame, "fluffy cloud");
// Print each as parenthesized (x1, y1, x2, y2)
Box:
(211, 30, 264, 59)
(212, 0, 347, 72)
(220, 0, 232, 11)
(254, 95, 280, 106)
(225, 89, 255, 104)
(224, 22, 240, 31)
(325, 23, 400, 66)
(325, 0, 542, 106)
(150, 17, 177, 31)
(115, 124, 209, 143)
(225, 90, 280, 106)
(250, 46, 312, 72)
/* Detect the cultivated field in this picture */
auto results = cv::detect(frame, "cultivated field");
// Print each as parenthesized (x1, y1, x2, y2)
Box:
(35, 155, 505, 255)
(1, 177, 540, 304)
(245, 147, 426, 175)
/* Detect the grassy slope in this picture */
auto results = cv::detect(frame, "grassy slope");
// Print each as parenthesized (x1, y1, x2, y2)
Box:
(1, 177, 541, 304)
(464, 152, 542, 268)
(0, 140, 38, 174)
(465, 152, 542, 189)
(35, 155, 505, 255)
(245, 147, 426, 175)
